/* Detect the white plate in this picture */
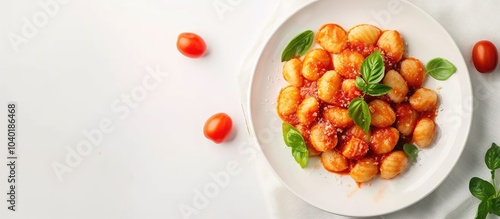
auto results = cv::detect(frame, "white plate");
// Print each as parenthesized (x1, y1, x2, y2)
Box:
(247, 0, 472, 217)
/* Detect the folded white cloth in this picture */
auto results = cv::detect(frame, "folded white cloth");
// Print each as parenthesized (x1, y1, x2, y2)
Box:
(238, 0, 500, 218)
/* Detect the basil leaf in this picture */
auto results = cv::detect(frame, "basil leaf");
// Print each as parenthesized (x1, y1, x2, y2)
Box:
(286, 130, 304, 147)
(476, 200, 490, 219)
(491, 197, 500, 216)
(356, 76, 368, 93)
(403, 143, 418, 161)
(281, 30, 314, 62)
(365, 84, 392, 96)
(292, 148, 309, 168)
(282, 122, 294, 147)
(426, 58, 457, 81)
(470, 177, 496, 201)
(361, 50, 385, 84)
(485, 143, 500, 170)
(283, 122, 305, 148)
(282, 122, 309, 168)
(355, 76, 367, 93)
(348, 98, 371, 134)
(293, 141, 308, 153)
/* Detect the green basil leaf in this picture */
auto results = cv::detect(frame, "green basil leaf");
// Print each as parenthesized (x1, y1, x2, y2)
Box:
(403, 143, 418, 161)
(361, 50, 385, 84)
(491, 197, 500, 216)
(365, 84, 392, 96)
(282, 122, 302, 147)
(282, 122, 293, 147)
(281, 30, 314, 62)
(355, 76, 367, 93)
(469, 177, 496, 201)
(294, 142, 308, 153)
(348, 98, 371, 134)
(476, 200, 490, 219)
(292, 148, 309, 168)
(426, 57, 457, 81)
(282, 122, 309, 168)
(285, 129, 304, 147)
(485, 143, 500, 170)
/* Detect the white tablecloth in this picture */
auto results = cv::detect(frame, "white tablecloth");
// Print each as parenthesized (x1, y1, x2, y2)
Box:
(238, 0, 500, 218)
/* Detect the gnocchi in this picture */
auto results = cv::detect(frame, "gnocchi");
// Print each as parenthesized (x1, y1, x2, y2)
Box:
(283, 58, 304, 87)
(342, 137, 369, 160)
(412, 118, 436, 148)
(334, 49, 365, 79)
(409, 88, 438, 112)
(297, 96, 320, 126)
(310, 121, 338, 152)
(276, 23, 442, 184)
(400, 58, 426, 88)
(350, 158, 379, 183)
(380, 151, 408, 179)
(377, 30, 405, 62)
(348, 24, 381, 46)
(318, 70, 342, 103)
(321, 150, 348, 172)
(396, 103, 418, 136)
(369, 127, 399, 155)
(277, 86, 301, 118)
(382, 70, 408, 103)
(302, 49, 331, 81)
(323, 106, 353, 128)
(369, 99, 396, 128)
(317, 24, 348, 54)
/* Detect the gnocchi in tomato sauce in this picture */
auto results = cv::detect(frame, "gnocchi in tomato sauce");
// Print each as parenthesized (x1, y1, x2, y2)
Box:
(277, 23, 439, 184)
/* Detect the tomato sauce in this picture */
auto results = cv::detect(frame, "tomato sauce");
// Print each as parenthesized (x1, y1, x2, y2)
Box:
(419, 108, 437, 120)
(300, 80, 318, 99)
(348, 42, 378, 57)
(279, 112, 299, 125)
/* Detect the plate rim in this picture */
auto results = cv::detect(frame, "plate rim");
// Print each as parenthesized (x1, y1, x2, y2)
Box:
(246, 0, 474, 216)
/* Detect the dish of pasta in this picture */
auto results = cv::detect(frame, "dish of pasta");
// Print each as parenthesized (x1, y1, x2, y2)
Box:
(277, 22, 441, 183)
(248, 0, 472, 216)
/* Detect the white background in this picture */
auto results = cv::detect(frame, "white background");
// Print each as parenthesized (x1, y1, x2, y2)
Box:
(2, 0, 500, 219)
(0, 0, 278, 218)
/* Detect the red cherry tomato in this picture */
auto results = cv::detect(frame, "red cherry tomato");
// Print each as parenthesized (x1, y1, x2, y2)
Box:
(177, 32, 207, 58)
(204, 113, 233, 144)
(472, 40, 498, 73)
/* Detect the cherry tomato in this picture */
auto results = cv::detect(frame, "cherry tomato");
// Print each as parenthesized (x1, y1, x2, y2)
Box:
(204, 113, 233, 144)
(177, 32, 207, 58)
(472, 40, 498, 73)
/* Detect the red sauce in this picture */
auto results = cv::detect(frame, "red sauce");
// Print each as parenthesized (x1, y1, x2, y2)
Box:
(279, 113, 298, 125)
(329, 91, 352, 108)
(300, 80, 318, 99)
(381, 51, 400, 71)
(399, 134, 412, 144)
(373, 153, 389, 164)
(336, 128, 350, 147)
(419, 108, 437, 120)
(348, 42, 378, 57)
(395, 103, 413, 118)
(377, 94, 392, 104)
